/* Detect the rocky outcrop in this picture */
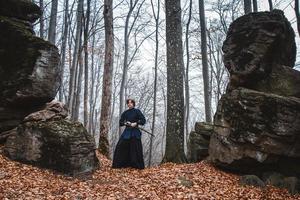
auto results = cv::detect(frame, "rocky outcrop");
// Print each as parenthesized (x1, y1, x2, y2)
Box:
(208, 9, 300, 180)
(4, 101, 99, 175)
(23, 100, 68, 122)
(0, 0, 60, 142)
(209, 88, 300, 174)
(0, 1, 99, 175)
(0, 0, 41, 22)
(187, 122, 213, 162)
(223, 9, 299, 97)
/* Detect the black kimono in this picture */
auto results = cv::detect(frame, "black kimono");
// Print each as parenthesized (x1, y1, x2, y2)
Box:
(112, 107, 146, 169)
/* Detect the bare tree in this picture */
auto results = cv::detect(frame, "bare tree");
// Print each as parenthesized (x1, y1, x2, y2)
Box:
(162, 0, 187, 163)
(296, 0, 300, 37)
(207, 26, 228, 106)
(119, 0, 146, 135)
(39, 0, 44, 39)
(119, 0, 138, 134)
(68, 0, 84, 119)
(244, 0, 252, 14)
(89, 1, 104, 134)
(59, 0, 69, 102)
(74, 43, 84, 121)
(148, 0, 160, 166)
(199, 0, 212, 123)
(268, 0, 273, 11)
(184, 0, 192, 149)
(48, 0, 58, 44)
(83, 0, 91, 127)
(253, 0, 258, 12)
(89, 32, 96, 134)
(99, 0, 114, 157)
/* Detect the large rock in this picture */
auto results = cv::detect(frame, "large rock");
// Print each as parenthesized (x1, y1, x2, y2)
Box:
(0, 16, 60, 106)
(253, 64, 300, 97)
(23, 100, 68, 122)
(187, 122, 213, 162)
(4, 103, 99, 175)
(0, 1, 60, 142)
(209, 88, 300, 175)
(240, 173, 300, 194)
(0, 0, 41, 22)
(239, 175, 265, 188)
(223, 9, 297, 92)
(208, 9, 300, 181)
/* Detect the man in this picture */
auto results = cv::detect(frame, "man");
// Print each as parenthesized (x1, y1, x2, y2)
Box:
(112, 99, 146, 169)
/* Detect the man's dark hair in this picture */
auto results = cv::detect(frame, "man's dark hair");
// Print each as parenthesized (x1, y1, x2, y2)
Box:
(126, 98, 135, 107)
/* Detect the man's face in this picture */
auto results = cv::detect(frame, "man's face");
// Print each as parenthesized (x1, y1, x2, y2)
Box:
(127, 100, 134, 109)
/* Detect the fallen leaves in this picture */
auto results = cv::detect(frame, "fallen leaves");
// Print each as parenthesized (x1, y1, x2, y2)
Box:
(0, 146, 300, 199)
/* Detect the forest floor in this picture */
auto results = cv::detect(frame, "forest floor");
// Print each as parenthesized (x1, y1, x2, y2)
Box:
(0, 145, 299, 200)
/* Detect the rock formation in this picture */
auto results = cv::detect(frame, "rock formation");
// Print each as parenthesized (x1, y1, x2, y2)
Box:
(187, 122, 213, 162)
(0, 0, 60, 142)
(4, 101, 99, 175)
(222, 9, 299, 96)
(1, 1, 99, 175)
(208, 9, 300, 179)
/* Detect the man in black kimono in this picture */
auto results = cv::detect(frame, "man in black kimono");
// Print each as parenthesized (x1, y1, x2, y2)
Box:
(112, 99, 146, 169)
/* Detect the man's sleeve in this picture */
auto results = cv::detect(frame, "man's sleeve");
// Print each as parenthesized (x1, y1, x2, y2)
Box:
(136, 109, 146, 125)
(119, 112, 125, 126)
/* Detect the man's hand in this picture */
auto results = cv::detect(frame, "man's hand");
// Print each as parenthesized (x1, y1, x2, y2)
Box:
(131, 122, 137, 127)
(124, 121, 131, 126)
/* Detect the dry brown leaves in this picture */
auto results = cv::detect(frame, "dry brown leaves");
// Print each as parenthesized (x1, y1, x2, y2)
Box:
(0, 146, 300, 200)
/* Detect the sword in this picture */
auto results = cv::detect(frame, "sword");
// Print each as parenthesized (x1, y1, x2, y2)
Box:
(124, 121, 155, 137)
(138, 126, 155, 137)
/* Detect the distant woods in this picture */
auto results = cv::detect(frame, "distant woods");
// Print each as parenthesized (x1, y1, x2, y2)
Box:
(34, 0, 300, 165)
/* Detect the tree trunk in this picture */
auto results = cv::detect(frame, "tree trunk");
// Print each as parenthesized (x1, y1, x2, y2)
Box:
(59, 0, 69, 102)
(162, 0, 187, 163)
(39, 0, 44, 39)
(99, 0, 114, 158)
(244, 0, 252, 14)
(184, 0, 192, 152)
(296, 0, 300, 37)
(48, 0, 58, 44)
(89, 30, 96, 134)
(252, 0, 258, 12)
(199, 0, 212, 123)
(149, 0, 160, 167)
(83, 0, 91, 127)
(68, 0, 84, 119)
(74, 45, 83, 121)
(119, 0, 136, 136)
(268, 0, 273, 11)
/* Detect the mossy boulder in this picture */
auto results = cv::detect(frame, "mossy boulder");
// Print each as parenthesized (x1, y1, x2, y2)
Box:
(240, 173, 299, 194)
(240, 175, 265, 187)
(208, 9, 300, 194)
(4, 119, 99, 175)
(187, 122, 213, 163)
(263, 172, 285, 187)
(209, 88, 300, 174)
(262, 172, 299, 194)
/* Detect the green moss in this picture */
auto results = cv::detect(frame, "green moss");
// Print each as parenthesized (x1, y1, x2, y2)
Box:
(25, 120, 87, 138)
(253, 65, 300, 97)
